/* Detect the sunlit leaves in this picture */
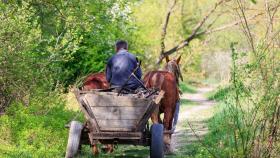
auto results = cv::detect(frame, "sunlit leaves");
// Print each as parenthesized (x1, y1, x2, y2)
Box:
(250, 0, 257, 4)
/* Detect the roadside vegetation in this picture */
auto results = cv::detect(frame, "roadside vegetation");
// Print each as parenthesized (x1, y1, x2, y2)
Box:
(1, 0, 279, 158)
(206, 86, 231, 101)
(180, 83, 197, 94)
(186, 38, 280, 158)
(0, 0, 133, 157)
(0, 91, 83, 157)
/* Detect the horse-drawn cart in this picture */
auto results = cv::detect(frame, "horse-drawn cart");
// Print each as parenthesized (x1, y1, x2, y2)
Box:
(65, 89, 165, 158)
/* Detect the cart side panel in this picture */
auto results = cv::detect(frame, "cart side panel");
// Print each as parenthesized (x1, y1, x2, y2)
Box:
(82, 93, 153, 132)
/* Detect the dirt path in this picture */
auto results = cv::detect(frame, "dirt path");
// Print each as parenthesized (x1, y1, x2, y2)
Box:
(169, 87, 216, 157)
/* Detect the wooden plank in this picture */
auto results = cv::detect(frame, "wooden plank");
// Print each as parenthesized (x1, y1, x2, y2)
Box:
(91, 132, 141, 139)
(77, 90, 161, 132)
(136, 91, 164, 131)
(90, 106, 148, 120)
(92, 136, 140, 140)
(136, 103, 157, 131)
(98, 128, 135, 132)
(154, 90, 165, 104)
(95, 114, 143, 120)
(73, 89, 100, 132)
(97, 120, 137, 130)
(84, 93, 152, 107)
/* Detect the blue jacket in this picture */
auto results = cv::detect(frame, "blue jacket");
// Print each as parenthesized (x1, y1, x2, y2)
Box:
(106, 49, 142, 90)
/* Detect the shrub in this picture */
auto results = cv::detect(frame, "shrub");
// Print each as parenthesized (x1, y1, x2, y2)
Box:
(0, 91, 82, 157)
(207, 86, 232, 101)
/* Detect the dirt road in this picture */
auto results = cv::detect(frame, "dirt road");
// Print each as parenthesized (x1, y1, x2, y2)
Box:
(168, 87, 216, 157)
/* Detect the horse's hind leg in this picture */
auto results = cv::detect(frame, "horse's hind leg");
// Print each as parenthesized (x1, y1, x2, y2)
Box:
(92, 144, 99, 155)
(163, 109, 174, 153)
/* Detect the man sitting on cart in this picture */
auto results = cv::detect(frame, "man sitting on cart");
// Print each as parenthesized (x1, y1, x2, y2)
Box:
(106, 40, 142, 91)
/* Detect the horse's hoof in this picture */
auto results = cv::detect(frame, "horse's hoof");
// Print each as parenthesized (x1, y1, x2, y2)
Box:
(163, 133, 171, 144)
(106, 144, 114, 153)
(101, 145, 114, 153)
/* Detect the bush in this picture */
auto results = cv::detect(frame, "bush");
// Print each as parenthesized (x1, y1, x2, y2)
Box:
(194, 43, 280, 157)
(207, 86, 231, 101)
(0, 0, 136, 111)
(0, 91, 82, 157)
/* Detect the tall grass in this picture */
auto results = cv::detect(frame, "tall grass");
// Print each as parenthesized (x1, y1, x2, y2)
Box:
(0, 90, 82, 157)
(207, 86, 231, 101)
(180, 82, 197, 94)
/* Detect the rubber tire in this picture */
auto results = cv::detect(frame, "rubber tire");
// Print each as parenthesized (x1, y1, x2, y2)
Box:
(65, 121, 83, 158)
(150, 123, 164, 158)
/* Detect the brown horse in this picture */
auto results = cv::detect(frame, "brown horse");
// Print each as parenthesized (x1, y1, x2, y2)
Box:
(143, 55, 182, 152)
(82, 72, 109, 90)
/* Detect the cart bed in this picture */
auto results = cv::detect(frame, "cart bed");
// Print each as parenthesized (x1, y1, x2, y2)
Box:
(78, 90, 161, 132)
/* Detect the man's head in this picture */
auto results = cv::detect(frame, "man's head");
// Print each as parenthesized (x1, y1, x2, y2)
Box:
(115, 40, 128, 52)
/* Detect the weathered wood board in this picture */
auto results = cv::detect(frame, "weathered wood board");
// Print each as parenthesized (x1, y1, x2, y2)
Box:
(81, 91, 154, 132)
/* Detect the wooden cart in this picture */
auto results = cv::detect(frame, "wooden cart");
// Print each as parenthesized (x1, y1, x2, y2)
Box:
(65, 89, 164, 158)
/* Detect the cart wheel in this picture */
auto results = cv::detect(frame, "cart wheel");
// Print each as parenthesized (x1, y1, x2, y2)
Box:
(65, 121, 83, 158)
(150, 123, 164, 158)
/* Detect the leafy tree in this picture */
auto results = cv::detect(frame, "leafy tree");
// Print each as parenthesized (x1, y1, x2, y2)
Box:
(0, 0, 135, 109)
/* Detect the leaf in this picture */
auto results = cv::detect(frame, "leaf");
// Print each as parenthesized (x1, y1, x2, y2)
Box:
(250, 0, 257, 4)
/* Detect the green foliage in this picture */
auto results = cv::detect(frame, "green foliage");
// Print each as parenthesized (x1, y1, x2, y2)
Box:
(0, 0, 136, 110)
(1, 0, 278, 157)
(193, 44, 280, 157)
(250, 0, 257, 4)
(0, 90, 82, 157)
(188, 102, 246, 157)
(78, 145, 149, 158)
(207, 86, 231, 101)
(180, 82, 197, 94)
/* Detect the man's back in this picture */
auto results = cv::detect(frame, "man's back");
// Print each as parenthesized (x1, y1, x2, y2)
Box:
(106, 49, 142, 90)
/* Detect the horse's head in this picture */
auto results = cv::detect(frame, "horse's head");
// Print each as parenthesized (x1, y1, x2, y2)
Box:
(164, 55, 183, 84)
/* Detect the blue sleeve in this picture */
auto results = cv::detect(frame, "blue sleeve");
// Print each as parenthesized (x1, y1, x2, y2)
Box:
(106, 58, 112, 83)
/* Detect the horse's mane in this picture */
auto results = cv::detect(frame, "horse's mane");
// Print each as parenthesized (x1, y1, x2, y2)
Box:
(164, 60, 183, 85)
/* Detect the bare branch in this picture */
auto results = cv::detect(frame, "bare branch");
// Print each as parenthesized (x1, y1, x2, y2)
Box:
(201, 12, 263, 35)
(157, 0, 229, 63)
(236, 0, 256, 52)
(160, 0, 177, 58)
(190, 0, 228, 39)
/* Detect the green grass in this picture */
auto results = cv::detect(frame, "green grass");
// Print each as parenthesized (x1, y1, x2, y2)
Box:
(180, 98, 198, 112)
(180, 98, 196, 105)
(180, 83, 197, 94)
(0, 92, 83, 158)
(78, 145, 149, 158)
(200, 78, 220, 86)
(206, 85, 231, 101)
